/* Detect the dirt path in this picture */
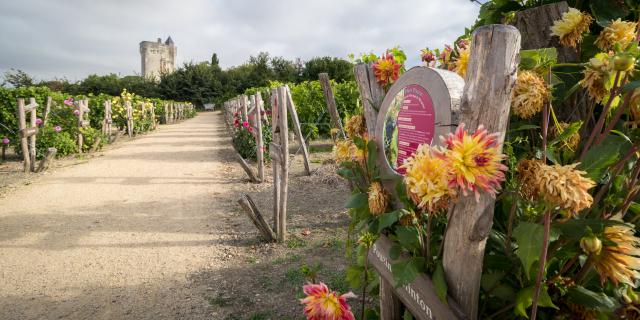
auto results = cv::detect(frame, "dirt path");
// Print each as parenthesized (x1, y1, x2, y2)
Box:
(0, 112, 243, 319)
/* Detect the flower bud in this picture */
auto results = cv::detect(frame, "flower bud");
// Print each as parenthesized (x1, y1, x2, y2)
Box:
(613, 54, 636, 71)
(580, 235, 602, 255)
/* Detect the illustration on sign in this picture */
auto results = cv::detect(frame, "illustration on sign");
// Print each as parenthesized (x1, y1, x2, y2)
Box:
(382, 84, 435, 174)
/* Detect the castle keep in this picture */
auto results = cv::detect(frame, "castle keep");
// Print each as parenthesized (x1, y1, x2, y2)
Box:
(139, 36, 176, 80)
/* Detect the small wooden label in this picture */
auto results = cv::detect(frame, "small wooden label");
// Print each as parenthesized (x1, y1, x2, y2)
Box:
(20, 127, 38, 138)
(368, 235, 466, 320)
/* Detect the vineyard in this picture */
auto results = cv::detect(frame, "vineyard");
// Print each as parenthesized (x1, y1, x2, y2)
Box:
(3, 0, 640, 320)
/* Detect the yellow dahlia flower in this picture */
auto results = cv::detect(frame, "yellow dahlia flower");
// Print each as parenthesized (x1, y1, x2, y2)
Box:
(454, 47, 470, 78)
(532, 163, 595, 213)
(333, 140, 352, 163)
(550, 8, 593, 48)
(349, 141, 366, 167)
(580, 53, 612, 103)
(373, 53, 401, 86)
(511, 70, 549, 119)
(595, 19, 638, 51)
(344, 114, 366, 139)
(593, 224, 640, 287)
(402, 144, 454, 211)
(441, 124, 507, 200)
(368, 182, 388, 216)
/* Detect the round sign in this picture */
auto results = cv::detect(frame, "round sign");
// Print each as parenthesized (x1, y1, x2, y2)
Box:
(375, 67, 464, 179)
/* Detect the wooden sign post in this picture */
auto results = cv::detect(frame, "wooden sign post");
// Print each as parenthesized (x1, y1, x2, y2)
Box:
(125, 101, 133, 137)
(17, 98, 38, 172)
(319, 73, 347, 139)
(442, 25, 520, 320)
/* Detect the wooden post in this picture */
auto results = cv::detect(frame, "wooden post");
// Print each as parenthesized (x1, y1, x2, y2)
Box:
(150, 102, 157, 129)
(319, 73, 347, 139)
(379, 278, 403, 319)
(442, 25, 521, 320)
(354, 63, 385, 137)
(511, 1, 577, 63)
(254, 93, 265, 181)
(277, 86, 289, 242)
(77, 99, 90, 152)
(17, 98, 30, 172)
(271, 89, 281, 233)
(241, 96, 249, 122)
(28, 98, 37, 172)
(285, 86, 311, 175)
(103, 100, 112, 136)
(238, 194, 277, 242)
(235, 152, 261, 183)
(36, 147, 57, 172)
(126, 101, 133, 137)
(43, 96, 52, 126)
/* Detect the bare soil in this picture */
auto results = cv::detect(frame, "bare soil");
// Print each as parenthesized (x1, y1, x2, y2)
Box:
(0, 112, 352, 320)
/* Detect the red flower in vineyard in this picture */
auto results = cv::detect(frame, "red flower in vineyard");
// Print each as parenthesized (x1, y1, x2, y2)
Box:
(373, 53, 401, 86)
(248, 127, 253, 133)
(420, 49, 436, 65)
(36, 118, 43, 126)
(300, 282, 356, 320)
(441, 123, 507, 200)
(242, 121, 249, 128)
(64, 97, 74, 106)
(234, 112, 239, 117)
(73, 109, 80, 116)
(2, 137, 9, 145)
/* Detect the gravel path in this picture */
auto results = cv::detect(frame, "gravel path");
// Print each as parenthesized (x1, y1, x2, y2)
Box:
(0, 112, 239, 319)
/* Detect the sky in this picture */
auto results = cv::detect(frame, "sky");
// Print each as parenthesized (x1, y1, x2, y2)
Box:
(0, 0, 480, 82)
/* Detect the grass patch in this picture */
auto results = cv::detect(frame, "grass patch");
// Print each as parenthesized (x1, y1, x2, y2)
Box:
(285, 236, 307, 249)
(309, 144, 333, 153)
(206, 294, 230, 307)
(272, 253, 302, 265)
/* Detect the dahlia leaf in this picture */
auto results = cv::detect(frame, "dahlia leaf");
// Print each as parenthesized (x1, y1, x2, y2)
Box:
(394, 226, 421, 252)
(433, 262, 448, 305)
(377, 210, 401, 233)
(391, 257, 425, 287)
(578, 134, 628, 181)
(590, 0, 630, 28)
(566, 285, 618, 312)
(515, 286, 557, 318)
(514, 222, 544, 278)
(346, 192, 367, 209)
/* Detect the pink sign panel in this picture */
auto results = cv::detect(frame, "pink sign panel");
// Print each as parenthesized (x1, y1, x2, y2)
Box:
(382, 84, 435, 174)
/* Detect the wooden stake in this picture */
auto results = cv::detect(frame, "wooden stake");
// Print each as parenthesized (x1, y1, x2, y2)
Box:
(36, 147, 57, 172)
(277, 86, 289, 242)
(43, 96, 52, 126)
(235, 152, 261, 183)
(238, 194, 276, 242)
(28, 98, 37, 172)
(126, 101, 133, 137)
(17, 99, 30, 172)
(442, 25, 520, 320)
(285, 86, 311, 175)
(319, 73, 347, 139)
(254, 93, 265, 181)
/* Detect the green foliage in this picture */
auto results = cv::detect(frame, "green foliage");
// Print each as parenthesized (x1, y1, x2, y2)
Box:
(36, 125, 77, 157)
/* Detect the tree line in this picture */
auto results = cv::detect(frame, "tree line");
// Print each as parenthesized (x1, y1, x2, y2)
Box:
(2, 53, 354, 108)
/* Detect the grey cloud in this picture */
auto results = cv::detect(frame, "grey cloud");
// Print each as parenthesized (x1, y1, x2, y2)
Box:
(0, 0, 479, 81)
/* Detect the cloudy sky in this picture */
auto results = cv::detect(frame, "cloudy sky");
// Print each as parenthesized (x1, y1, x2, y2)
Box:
(0, 0, 480, 81)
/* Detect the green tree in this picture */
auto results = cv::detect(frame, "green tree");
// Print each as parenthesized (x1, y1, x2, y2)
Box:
(301, 57, 354, 82)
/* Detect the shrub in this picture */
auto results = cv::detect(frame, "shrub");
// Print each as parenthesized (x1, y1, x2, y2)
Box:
(36, 125, 77, 158)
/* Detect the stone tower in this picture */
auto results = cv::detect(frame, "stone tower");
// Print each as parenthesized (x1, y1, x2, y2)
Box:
(139, 36, 176, 80)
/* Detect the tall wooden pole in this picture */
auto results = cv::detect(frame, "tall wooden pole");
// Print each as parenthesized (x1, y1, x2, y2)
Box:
(255, 93, 265, 181)
(17, 99, 30, 172)
(277, 86, 289, 242)
(353, 63, 385, 137)
(28, 98, 37, 172)
(442, 25, 521, 320)
(285, 86, 311, 175)
(319, 73, 346, 139)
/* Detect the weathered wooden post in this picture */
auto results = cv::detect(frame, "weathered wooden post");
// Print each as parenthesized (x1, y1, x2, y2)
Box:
(103, 100, 112, 136)
(241, 96, 249, 122)
(269, 86, 290, 242)
(319, 73, 347, 139)
(36, 147, 57, 172)
(17, 98, 37, 172)
(354, 63, 386, 137)
(163, 103, 169, 124)
(254, 93, 265, 181)
(150, 102, 157, 129)
(77, 99, 90, 152)
(285, 86, 311, 175)
(125, 100, 133, 137)
(43, 96, 52, 126)
(442, 25, 520, 320)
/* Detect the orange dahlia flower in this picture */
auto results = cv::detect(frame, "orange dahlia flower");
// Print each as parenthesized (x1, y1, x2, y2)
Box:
(300, 282, 356, 320)
(373, 53, 401, 86)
